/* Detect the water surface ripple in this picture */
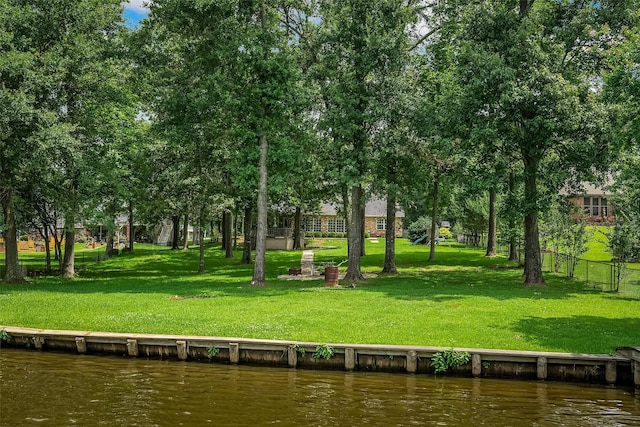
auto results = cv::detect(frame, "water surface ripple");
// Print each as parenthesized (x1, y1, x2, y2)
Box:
(1, 349, 639, 426)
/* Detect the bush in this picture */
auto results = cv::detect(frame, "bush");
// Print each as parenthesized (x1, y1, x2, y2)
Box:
(439, 227, 452, 240)
(327, 232, 336, 238)
(364, 232, 370, 238)
(314, 232, 322, 238)
(321, 232, 328, 237)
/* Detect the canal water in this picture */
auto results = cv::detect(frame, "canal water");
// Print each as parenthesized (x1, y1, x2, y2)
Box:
(1, 348, 638, 426)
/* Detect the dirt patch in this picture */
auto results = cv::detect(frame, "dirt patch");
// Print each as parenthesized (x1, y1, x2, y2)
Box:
(171, 295, 217, 300)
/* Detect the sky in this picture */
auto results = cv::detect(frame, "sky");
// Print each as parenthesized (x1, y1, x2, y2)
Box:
(122, 0, 150, 28)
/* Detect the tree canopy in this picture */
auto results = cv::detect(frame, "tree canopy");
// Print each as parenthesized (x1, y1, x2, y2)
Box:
(2, 0, 639, 287)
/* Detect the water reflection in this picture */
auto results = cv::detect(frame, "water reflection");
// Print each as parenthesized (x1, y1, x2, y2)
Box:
(1, 348, 638, 426)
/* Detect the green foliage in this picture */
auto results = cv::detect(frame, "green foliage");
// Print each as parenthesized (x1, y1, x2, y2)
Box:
(439, 227, 452, 240)
(540, 199, 592, 275)
(2, 239, 640, 354)
(206, 345, 220, 359)
(292, 343, 305, 355)
(431, 349, 471, 374)
(407, 216, 434, 243)
(0, 328, 10, 342)
(312, 344, 335, 360)
(458, 193, 489, 237)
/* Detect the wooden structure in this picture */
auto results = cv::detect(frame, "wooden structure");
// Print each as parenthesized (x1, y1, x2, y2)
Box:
(1, 326, 637, 389)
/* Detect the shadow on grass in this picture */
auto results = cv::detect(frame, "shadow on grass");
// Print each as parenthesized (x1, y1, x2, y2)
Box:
(354, 269, 595, 302)
(513, 315, 640, 354)
(1, 241, 603, 303)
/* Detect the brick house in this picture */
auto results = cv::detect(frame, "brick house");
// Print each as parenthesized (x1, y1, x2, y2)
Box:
(303, 197, 405, 238)
(566, 183, 615, 224)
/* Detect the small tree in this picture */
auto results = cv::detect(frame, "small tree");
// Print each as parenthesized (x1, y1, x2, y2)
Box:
(606, 220, 637, 291)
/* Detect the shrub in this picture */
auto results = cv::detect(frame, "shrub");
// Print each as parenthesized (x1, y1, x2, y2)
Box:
(314, 232, 322, 238)
(439, 227, 452, 240)
(431, 349, 470, 374)
(327, 232, 336, 238)
(364, 232, 370, 238)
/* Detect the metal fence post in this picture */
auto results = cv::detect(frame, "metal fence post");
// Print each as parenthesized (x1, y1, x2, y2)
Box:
(585, 260, 589, 286)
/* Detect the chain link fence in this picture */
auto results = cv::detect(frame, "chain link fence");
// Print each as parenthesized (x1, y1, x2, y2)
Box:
(540, 251, 640, 298)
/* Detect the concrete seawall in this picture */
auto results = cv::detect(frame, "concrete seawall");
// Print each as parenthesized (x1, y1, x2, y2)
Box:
(1, 326, 638, 388)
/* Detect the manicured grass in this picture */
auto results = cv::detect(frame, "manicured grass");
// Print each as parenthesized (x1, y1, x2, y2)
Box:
(1, 239, 638, 354)
(583, 226, 612, 262)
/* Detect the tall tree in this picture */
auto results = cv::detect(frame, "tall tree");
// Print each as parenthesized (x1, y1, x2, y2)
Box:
(1, 0, 131, 279)
(452, 0, 637, 285)
(316, 0, 413, 281)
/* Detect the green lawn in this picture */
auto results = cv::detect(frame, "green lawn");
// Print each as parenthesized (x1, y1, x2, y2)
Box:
(583, 226, 613, 262)
(1, 239, 638, 354)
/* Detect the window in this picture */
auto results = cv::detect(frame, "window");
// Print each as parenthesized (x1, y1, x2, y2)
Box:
(376, 218, 386, 231)
(583, 197, 591, 216)
(303, 218, 322, 232)
(327, 218, 345, 233)
(592, 197, 599, 216)
(601, 198, 608, 217)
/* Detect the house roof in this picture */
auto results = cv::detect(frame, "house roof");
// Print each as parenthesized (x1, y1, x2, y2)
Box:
(319, 197, 405, 218)
(562, 181, 613, 197)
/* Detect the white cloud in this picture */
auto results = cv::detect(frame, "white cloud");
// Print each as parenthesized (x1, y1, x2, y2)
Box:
(122, 0, 151, 13)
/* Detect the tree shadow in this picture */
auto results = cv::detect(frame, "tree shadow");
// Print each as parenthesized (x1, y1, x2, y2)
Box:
(354, 268, 593, 302)
(512, 315, 640, 354)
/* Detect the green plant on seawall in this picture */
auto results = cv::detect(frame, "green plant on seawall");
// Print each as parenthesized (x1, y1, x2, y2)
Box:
(312, 344, 335, 360)
(293, 343, 306, 355)
(0, 328, 10, 342)
(207, 345, 220, 359)
(431, 349, 471, 374)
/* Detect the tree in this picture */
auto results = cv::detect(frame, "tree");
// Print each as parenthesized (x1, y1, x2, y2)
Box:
(451, 0, 637, 285)
(1, 1, 132, 280)
(316, 0, 414, 281)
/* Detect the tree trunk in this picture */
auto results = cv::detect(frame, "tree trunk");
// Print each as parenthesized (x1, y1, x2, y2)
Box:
(344, 184, 365, 281)
(193, 226, 200, 245)
(2, 195, 24, 283)
(43, 222, 52, 274)
(221, 211, 228, 250)
(51, 223, 62, 264)
(223, 209, 233, 258)
(293, 205, 302, 250)
(360, 199, 367, 257)
(252, 131, 268, 286)
(486, 189, 497, 257)
(507, 171, 520, 262)
(171, 215, 180, 250)
(342, 185, 350, 246)
(198, 214, 205, 274)
(61, 211, 75, 278)
(522, 153, 545, 286)
(182, 213, 189, 250)
(382, 194, 398, 274)
(429, 170, 440, 262)
(241, 205, 252, 264)
(105, 228, 115, 258)
(128, 200, 135, 254)
(233, 210, 238, 251)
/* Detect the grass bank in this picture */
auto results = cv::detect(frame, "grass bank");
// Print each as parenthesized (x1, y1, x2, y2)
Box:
(1, 239, 638, 354)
